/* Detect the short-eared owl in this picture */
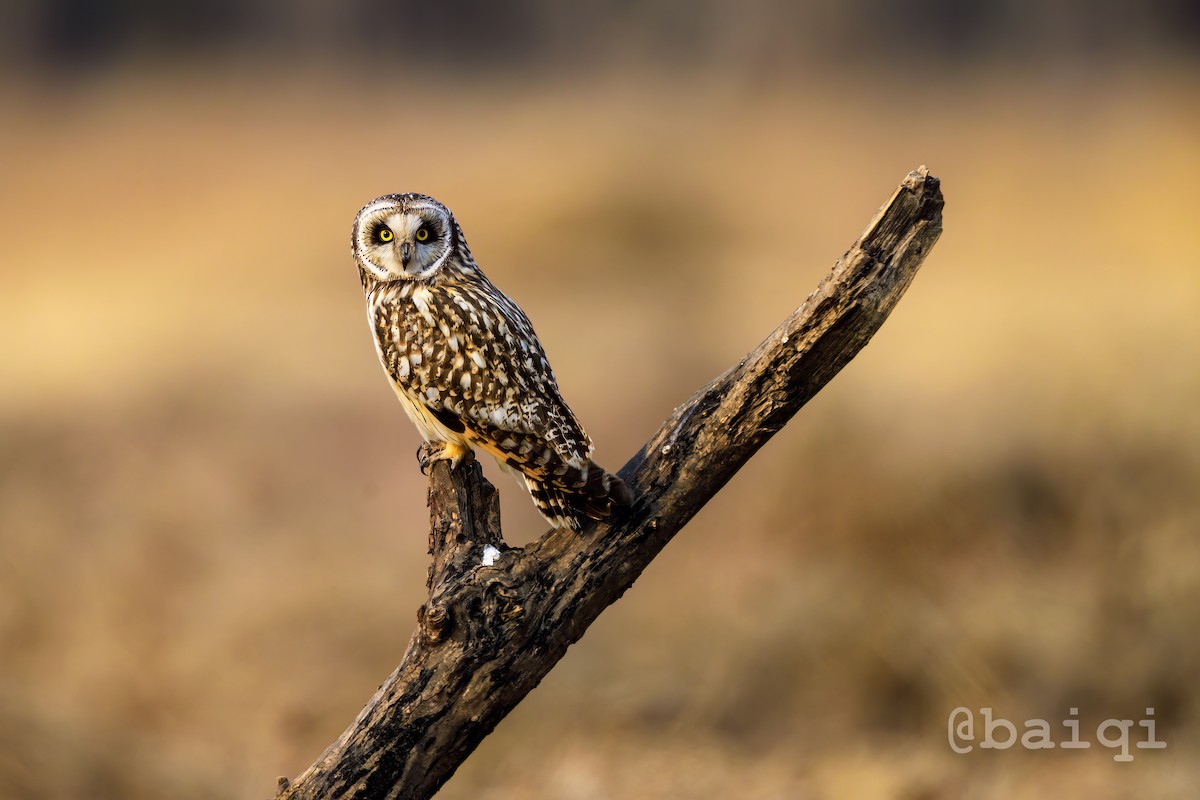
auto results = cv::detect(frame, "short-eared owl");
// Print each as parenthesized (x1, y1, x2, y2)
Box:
(351, 193, 632, 531)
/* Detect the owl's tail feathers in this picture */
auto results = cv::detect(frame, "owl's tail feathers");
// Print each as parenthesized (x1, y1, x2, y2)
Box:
(575, 459, 634, 520)
(526, 460, 634, 532)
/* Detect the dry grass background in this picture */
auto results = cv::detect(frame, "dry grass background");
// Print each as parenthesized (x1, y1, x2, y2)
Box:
(1, 62, 1198, 799)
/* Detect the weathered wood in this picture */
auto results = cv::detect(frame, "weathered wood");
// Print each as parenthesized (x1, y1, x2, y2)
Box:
(276, 167, 944, 800)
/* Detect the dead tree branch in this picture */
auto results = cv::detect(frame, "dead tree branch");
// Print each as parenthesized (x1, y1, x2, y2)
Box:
(276, 167, 944, 799)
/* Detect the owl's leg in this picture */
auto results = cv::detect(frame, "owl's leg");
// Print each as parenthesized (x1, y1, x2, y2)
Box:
(417, 440, 474, 474)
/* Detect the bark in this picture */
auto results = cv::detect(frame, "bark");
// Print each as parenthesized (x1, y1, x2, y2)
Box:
(275, 167, 944, 800)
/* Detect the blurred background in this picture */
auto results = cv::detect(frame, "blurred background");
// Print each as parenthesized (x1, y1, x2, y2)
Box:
(1, 2, 1198, 798)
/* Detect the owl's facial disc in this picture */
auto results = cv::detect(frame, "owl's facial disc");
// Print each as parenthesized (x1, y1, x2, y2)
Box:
(354, 201, 452, 281)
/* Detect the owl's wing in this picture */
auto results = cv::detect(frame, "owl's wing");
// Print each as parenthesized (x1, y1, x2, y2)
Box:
(417, 280, 593, 473)
(449, 381, 592, 474)
(462, 351, 592, 473)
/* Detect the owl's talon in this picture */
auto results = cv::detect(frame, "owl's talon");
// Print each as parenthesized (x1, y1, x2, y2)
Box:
(417, 441, 443, 475)
(417, 441, 473, 475)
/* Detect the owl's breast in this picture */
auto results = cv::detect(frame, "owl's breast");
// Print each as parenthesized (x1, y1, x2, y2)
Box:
(369, 291, 418, 387)
(369, 283, 488, 415)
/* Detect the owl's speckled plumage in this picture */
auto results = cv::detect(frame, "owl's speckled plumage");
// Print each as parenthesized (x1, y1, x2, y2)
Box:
(351, 193, 632, 531)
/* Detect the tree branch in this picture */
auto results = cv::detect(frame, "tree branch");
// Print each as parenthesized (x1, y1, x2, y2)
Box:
(276, 167, 944, 799)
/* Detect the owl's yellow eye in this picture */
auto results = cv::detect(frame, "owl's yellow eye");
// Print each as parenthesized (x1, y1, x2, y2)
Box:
(415, 227, 430, 242)
(377, 227, 394, 243)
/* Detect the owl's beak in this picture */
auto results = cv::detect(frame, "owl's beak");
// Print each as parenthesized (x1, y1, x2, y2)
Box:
(398, 241, 412, 267)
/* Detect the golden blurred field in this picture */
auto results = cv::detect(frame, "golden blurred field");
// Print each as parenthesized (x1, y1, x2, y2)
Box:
(1, 61, 1198, 799)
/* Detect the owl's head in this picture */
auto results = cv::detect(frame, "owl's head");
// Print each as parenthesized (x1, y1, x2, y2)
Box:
(351, 193, 466, 282)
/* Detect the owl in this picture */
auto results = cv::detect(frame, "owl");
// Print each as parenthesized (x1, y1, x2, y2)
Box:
(350, 193, 633, 532)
